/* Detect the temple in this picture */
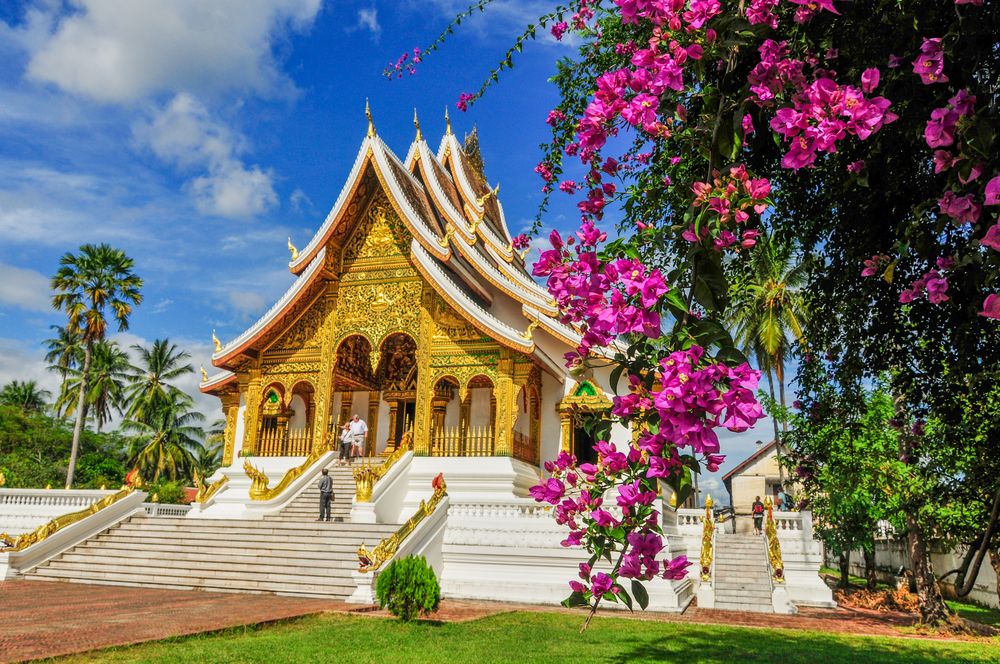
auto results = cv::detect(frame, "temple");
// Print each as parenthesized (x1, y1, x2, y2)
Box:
(199, 106, 626, 501)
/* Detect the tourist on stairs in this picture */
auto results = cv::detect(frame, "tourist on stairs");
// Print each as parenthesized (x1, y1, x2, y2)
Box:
(752, 496, 765, 536)
(348, 413, 368, 463)
(337, 423, 351, 466)
(318, 468, 334, 522)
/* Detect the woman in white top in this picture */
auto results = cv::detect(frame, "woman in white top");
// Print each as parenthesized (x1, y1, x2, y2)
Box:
(337, 423, 352, 466)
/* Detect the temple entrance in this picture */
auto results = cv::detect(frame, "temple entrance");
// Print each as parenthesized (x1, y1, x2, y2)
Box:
(558, 380, 612, 462)
(573, 422, 598, 465)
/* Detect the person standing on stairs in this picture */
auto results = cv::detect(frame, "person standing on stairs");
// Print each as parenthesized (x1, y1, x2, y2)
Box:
(751, 496, 765, 536)
(318, 468, 334, 522)
(348, 413, 368, 463)
(338, 423, 351, 466)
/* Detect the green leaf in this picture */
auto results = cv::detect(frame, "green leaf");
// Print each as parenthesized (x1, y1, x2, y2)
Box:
(616, 585, 634, 611)
(562, 591, 588, 608)
(631, 580, 650, 610)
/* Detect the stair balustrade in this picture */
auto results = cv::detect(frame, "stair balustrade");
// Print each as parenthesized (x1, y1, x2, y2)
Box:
(255, 428, 313, 457)
(699, 494, 715, 582)
(356, 474, 448, 574)
(244, 436, 335, 502)
(763, 496, 785, 583)
(430, 425, 494, 457)
(353, 431, 412, 502)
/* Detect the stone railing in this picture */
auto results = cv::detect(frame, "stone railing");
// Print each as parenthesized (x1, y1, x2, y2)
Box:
(431, 426, 494, 457)
(353, 432, 412, 502)
(0, 489, 116, 536)
(143, 502, 193, 517)
(348, 476, 449, 604)
(256, 427, 313, 457)
(245, 439, 333, 501)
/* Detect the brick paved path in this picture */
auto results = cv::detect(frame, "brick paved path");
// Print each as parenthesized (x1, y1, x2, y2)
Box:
(0, 580, 352, 663)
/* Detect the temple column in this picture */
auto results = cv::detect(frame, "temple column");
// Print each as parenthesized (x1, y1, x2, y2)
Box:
(431, 385, 450, 455)
(242, 369, 263, 455)
(459, 391, 471, 454)
(387, 401, 399, 450)
(312, 291, 338, 452)
(367, 390, 380, 456)
(220, 390, 240, 466)
(493, 352, 514, 457)
(412, 291, 434, 456)
(559, 408, 573, 454)
(339, 392, 353, 428)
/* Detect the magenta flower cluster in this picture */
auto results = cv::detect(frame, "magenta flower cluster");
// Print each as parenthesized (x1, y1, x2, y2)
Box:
(683, 165, 770, 250)
(899, 258, 954, 305)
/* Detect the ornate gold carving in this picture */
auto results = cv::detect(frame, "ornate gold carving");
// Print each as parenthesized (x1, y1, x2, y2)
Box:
(429, 293, 481, 341)
(243, 460, 270, 500)
(343, 199, 409, 266)
(700, 494, 715, 581)
(272, 305, 324, 351)
(437, 226, 453, 249)
(221, 391, 240, 466)
(200, 366, 209, 383)
(212, 330, 222, 353)
(518, 321, 539, 342)
(335, 280, 423, 353)
(357, 475, 447, 573)
(287, 237, 299, 261)
(243, 371, 263, 455)
(245, 442, 333, 502)
(413, 108, 422, 141)
(0, 487, 136, 551)
(764, 496, 786, 583)
(353, 431, 411, 502)
(475, 183, 499, 208)
(262, 362, 320, 375)
(193, 469, 228, 504)
(365, 97, 375, 137)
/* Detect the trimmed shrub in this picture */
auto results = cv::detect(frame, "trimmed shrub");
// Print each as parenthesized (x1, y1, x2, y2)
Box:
(147, 479, 186, 504)
(375, 555, 441, 621)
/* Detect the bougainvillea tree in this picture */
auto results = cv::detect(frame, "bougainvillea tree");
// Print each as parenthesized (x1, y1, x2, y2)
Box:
(396, 0, 1000, 625)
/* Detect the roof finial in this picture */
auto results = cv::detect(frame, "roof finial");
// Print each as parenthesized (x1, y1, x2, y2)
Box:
(200, 365, 209, 383)
(365, 98, 375, 138)
(444, 106, 452, 135)
(413, 108, 422, 142)
(212, 330, 222, 353)
(287, 237, 299, 261)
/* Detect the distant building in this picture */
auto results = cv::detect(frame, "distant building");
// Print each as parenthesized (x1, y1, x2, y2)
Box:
(722, 440, 793, 515)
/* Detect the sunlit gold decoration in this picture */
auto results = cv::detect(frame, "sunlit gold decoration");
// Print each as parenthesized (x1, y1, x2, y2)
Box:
(475, 183, 499, 208)
(150, 493, 159, 503)
(668, 492, 677, 509)
(0, 487, 137, 552)
(518, 247, 531, 260)
(764, 496, 785, 583)
(245, 440, 332, 501)
(444, 106, 452, 135)
(194, 469, 229, 504)
(200, 366, 209, 383)
(357, 475, 447, 572)
(0, 471, 5, 487)
(413, 108, 422, 141)
(287, 237, 299, 262)
(353, 431, 412, 502)
(437, 226, 453, 249)
(365, 97, 375, 138)
(212, 330, 222, 353)
(557, 381, 612, 453)
(700, 494, 715, 581)
(518, 321, 539, 342)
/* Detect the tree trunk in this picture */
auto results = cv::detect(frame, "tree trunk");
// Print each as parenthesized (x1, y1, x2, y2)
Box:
(839, 551, 850, 589)
(906, 513, 951, 624)
(863, 547, 878, 590)
(65, 342, 92, 489)
(990, 549, 1000, 608)
(774, 356, 787, 484)
(765, 365, 780, 444)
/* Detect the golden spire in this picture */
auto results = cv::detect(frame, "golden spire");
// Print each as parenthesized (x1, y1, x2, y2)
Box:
(413, 108, 422, 142)
(212, 330, 222, 353)
(200, 365, 209, 383)
(444, 106, 452, 135)
(365, 98, 375, 138)
(287, 236, 299, 261)
(705, 494, 713, 509)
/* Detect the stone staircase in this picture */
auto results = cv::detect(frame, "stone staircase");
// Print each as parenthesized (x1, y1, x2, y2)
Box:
(22, 464, 398, 599)
(712, 532, 774, 613)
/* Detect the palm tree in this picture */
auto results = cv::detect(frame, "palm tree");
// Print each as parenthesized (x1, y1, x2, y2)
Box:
(51, 244, 143, 488)
(123, 339, 193, 425)
(727, 233, 809, 480)
(124, 390, 204, 483)
(85, 340, 131, 433)
(44, 325, 83, 381)
(0, 380, 51, 413)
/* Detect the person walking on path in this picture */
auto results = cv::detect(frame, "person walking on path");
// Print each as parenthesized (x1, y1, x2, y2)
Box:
(751, 496, 765, 536)
(337, 423, 351, 466)
(318, 468, 333, 522)
(348, 413, 368, 463)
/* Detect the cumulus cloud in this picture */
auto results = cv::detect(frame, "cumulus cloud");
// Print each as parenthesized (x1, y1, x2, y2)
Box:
(227, 290, 268, 320)
(22, 0, 321, 104)
(0, 337, 61, 397)
(354, 8, 381, 41)
(0, 261, 53, 312)
(136, 94, 277, 218)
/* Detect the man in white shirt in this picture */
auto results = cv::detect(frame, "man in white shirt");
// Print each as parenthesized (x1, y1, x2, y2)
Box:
(348, 414, 368, 462)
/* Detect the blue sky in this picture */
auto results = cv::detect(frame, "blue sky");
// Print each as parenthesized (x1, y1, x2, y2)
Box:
(0, 0, 777, 499)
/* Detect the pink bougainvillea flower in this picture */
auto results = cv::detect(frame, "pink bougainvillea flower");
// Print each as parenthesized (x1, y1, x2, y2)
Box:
(662, 555, 692, 581)
(789, 0, 840, 14)
(932, 150, 957, 173)
(551, 21, 568, 40)
(980, 294, 1000, 319)
(913, 37, 948, 84)
(591, 572, 613, 596)
(981, 222, 1000, 252)
(924, 107, 958, 148)
(861, 68, 880, 93)
(985, 174, 1000, 206)
(847, 160, 865, 173)
(888, 54, 904, 68)
(938, 191, 981, 225)
(955, 0, 983, 5)
(742, 113, 755, 135)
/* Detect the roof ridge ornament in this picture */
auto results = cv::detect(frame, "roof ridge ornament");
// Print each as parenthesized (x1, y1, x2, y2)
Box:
(212, 330, 222, 353)
(518, 321, 539, 342)
(200, 366, 209, 383)
(437, 226, 454, 249)
(287, 237, 299, 261)
(366, 98, 375, 138)
(444, 106, 452, 136)
(475, 182, 499, 208)
(413, 108, 422, 142)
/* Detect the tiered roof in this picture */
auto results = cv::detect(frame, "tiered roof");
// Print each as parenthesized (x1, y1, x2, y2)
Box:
(202, 117, 583, 391)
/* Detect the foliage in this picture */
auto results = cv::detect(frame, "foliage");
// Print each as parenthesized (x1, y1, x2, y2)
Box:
(404, 0, 999, 626)
(146, 479, 187, 505)
(123, 389, 204, 483)
(375, 555, 441, 622)
(53, 340, 130, 432)
(0, 380, 51, 414)
(50, 243, 143, 488)
(123, 339, 193, 425)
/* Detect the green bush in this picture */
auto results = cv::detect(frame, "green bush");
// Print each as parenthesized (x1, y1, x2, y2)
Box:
(147, 479, 187, 504)
(375, 555, 441, 622)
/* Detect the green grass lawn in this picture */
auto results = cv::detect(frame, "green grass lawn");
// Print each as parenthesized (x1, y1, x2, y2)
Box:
(53, 611, 1000, 664)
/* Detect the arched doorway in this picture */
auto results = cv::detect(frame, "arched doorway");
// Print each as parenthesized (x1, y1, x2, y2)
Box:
(376, 332, 417, 452)
(558, 380, 611, 465)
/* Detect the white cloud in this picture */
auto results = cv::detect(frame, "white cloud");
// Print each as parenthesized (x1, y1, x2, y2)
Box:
(0, 261, 52, 312)
(21, 0, 322, 103)
(136, 94, 277, 218)
(354, 8, 381, 41)
(0, 337, 61, 398)
(227, 290, 268, 319)
(289, 188, 314, 214)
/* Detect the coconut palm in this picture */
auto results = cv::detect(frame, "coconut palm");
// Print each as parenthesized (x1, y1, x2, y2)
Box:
(51, 244, 143, 488)
(44, 325, 83, 381)
(0, 380, 51, 413)
(123, 339, 193, 425)
(124, 390, 204, 483)
(727, 233, 809, 478)
(85, 341, 131, 432)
